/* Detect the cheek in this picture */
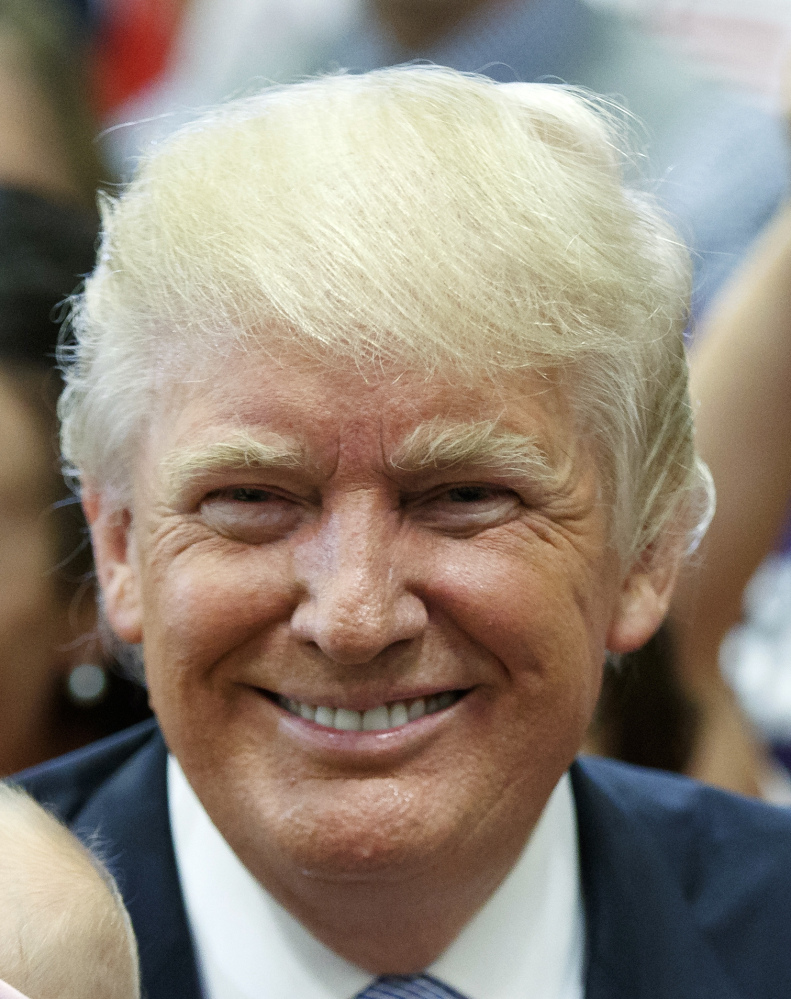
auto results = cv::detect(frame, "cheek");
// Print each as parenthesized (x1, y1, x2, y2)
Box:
(140, 543, 296, 703)
(424, 537, 611, 719)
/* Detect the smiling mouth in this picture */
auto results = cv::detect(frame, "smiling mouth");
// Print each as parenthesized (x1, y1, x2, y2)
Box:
(272, 691, 466, 732)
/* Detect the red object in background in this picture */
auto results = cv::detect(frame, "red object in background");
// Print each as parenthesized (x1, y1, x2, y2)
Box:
(91, 0, 188, 116)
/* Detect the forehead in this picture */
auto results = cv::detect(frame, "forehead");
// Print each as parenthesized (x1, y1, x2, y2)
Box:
(151, 346, 576, 465)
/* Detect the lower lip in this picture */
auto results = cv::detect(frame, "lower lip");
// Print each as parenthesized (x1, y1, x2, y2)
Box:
(265, 692, 469, 759)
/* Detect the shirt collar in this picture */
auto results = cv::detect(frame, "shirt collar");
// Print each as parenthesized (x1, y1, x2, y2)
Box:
(169, 758, 584, 999)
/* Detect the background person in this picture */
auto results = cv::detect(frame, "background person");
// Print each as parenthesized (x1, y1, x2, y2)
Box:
(0, 350, 151, 777)
(0, 782, 140, 999)
(0, 0, 103, 209)
(673, 200, 791, 796)
(0, 0, 151, 776)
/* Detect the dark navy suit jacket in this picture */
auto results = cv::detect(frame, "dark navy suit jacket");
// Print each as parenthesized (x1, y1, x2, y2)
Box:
(14, 718, 791, 998)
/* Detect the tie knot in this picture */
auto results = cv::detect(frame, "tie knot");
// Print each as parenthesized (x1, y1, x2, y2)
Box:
(354, 974, 468, 999)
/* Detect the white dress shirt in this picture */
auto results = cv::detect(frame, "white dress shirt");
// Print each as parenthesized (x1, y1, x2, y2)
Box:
(168, 758, 585, 999)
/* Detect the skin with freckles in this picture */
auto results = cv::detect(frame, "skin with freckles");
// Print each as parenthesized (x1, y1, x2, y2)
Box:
(87, 348, 676, 972)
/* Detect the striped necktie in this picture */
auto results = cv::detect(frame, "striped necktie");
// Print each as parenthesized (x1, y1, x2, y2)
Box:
(354, 975, 468, 998)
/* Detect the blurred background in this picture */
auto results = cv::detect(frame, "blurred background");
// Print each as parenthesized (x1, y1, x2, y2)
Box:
(2, 0, 791, 799)
(91, 0, 791, 145)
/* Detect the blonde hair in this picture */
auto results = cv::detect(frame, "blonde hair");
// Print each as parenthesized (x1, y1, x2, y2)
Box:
(59, 66, 712, 566)
(0, 783, 140, 999)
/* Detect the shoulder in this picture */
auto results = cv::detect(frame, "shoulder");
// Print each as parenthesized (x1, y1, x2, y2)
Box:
(574, 753, 791, 837)
(12, 717, 163, 823)
(573, 754, 791, 881)
(573, 756, 791, 994)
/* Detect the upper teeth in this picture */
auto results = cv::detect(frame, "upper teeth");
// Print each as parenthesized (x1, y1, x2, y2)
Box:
(277, 692, 458, 731)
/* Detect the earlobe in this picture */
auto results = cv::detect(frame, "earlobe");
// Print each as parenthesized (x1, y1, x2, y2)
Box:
(606, 544, 682, 654)
(82, 488, 144, 645)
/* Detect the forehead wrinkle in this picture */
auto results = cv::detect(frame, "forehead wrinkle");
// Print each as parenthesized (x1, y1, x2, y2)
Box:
(161, 430, 306, 494)
(389, 418, 556, 482)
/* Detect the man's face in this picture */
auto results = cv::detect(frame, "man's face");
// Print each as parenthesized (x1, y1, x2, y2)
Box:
(92, 347, 666, 912)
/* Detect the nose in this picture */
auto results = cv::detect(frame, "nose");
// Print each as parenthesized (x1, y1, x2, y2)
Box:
(290, 496, 428, 665)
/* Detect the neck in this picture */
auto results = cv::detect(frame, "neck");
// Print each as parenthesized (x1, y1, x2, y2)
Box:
(370, 0, 513, 51)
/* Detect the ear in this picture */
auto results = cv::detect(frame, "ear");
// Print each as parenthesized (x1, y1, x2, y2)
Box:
(82, 487, 143, 645)
(606, 541, 683, 654)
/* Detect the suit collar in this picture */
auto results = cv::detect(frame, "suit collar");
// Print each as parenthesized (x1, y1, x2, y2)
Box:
(72, 727, 202, 999)
(571, 760, 745, 999)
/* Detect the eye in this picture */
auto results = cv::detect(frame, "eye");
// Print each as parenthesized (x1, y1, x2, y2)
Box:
(199, 486, 304, 543)
(410, 484, 521, 533)
(229, 487, 273, 502)
(445, 486, 495, 503)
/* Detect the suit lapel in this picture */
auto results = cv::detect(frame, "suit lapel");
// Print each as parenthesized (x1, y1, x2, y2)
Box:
(571, 761, 745, 999)
(72, 731, 203, 999)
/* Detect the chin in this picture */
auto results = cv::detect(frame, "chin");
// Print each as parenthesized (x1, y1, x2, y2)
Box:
(230, 775, 467, 883)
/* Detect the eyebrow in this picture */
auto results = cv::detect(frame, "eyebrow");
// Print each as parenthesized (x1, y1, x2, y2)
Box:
(162, 431, 304, 494)
(161, 420, 558, 497)
(390, 418, 556, 483)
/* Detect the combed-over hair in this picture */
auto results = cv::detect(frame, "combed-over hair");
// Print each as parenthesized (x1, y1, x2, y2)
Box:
(0, 782, 140, 999)
(59, 66, 712, 565)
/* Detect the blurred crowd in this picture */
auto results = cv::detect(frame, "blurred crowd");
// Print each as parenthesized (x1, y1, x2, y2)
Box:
(1, 0, 791, 803)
